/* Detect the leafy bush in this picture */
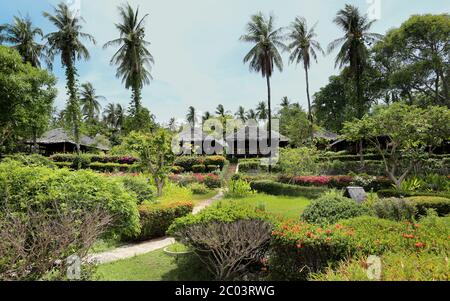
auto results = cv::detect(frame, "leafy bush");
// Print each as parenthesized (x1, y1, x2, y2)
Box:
(169, 173, 221, 189)
(250, 180, 327, 199)
(206, 165, 220, 172)
(2, 154, 56, 168)
(88, 162, 135, 172)
(71, 154, 91, 170)
(131, 202, 193, 241)
(377, 189, 450, 199)
(50, 153, 139, 165)
(370, 198, 417, 221)
(174, 156, 226, 172)
(238, 161, 261, 172)
(168, 204, 272, 280)
(204, 155, 226, 169)
(301, 191, 370, 226)
(171, 165, 184, 174)
(192, 164, 206, 173)
(0, 163, 140, 239)
(225, 179, 254, 198)
(420, 174, 449, 192)
(279, 147, 320, 175)
(406, 196, 450, 217)
(203, 174, 221, 189)
(118, 175, 155, 204)
(188, 183, 210, 195)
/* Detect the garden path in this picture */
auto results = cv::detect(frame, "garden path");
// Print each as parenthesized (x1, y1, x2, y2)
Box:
(89, 190, 224, 264)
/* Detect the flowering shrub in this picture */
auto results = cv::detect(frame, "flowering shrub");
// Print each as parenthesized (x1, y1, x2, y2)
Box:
(50, 154, 139, 165)
(174, 155, 226, 172)
(169, 173, 221, 189)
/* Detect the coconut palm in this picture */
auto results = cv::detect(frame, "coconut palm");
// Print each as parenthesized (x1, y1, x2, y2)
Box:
(287, 17, 324, 141)
(240, 12, 286, 171)
(79, 82, 105, 122)
(246, 109, 258, 120)
(1, 15, 48, 67)
(168, 117, 177, 132)
(235, 106, 247, 122)
(215, 104, 228, 118)
(43, 3, 95, 153)
(186, 106, 197, 128)
(328, 4, 382, 118)
(280, 96, 290, 108)
(256, 101, 268, 120)
(103, 103, 124, 131)
(103, 3, 154, 116)
(202, 111, 212, 123)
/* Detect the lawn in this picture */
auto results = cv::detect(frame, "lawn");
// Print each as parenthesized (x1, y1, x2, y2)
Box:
(95, 249, 209, 281)
(158, 183, 219, 206)
(226, 193, 311, 220)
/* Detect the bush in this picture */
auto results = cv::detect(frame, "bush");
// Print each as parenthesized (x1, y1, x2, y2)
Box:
(377, 189, 450, 199)
(204, 174, 221, 189)
(118, 175, 155, 204)
(371, 198, 417, 221)
(406, 196, 450, 217)
(225, 179, 254, 198)
(168, 204, 272, 280)
(171, 166, 184, 174)
(279, 147, 320, 175)
(88, 162, 134, 172)
(0, 163, 140, 239)
(301, 191, 371, 226)
(131, 202, 193, 241)
(206, 165, 220, 172)
(192, 164, 206, 173)
(188, 183, 210, 195)
(174, 156, 226, 172)
(2, 154, 56, 168)
(250, 180, 327, 199)
(204, 155, 226, 169)
(238, 161, 261, 172)
(71, 154, 91, 170)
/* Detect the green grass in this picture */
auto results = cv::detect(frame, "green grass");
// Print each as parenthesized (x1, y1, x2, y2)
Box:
(95, 249, 209, 281)
(158, 183, 218, 206)
(225, 193, 311, 220)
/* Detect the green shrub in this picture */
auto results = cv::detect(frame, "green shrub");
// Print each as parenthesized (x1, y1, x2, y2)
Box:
(206, 165, 220, 172)
(204, 155, 226, 169)
(238, 161, 260, 172)
(171, 166, 184, 174)
(371, 198, 417, 221)
(225, 179, 254, 198)
(188, 183, 210, 195)
(250, 180, 327, 199)
(192, 164, 206, 173)
(204, 174, 221, 189)
(118, 175, 155, 204)
(3, 154, 56, 168)
(131, 202, 193, 241)
(0, 163, 140, 239)
(174, 156, 226, 172)
(71, 154, 91, 170)
(406, 196, 450, 217)
(301, 191, 371, 226)
(88, 162, 134, 172)
(377, 189, 450, 199)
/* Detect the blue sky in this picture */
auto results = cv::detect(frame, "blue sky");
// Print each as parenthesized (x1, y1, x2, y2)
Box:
(1, 0, 449, 124)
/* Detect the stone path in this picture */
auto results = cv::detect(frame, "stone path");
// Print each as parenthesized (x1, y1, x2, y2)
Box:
(89, 190, 224, 264)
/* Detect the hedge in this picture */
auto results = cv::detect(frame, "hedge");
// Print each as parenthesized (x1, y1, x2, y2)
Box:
(269, 215, 450, 280)
(250, 180, 327, 199)
(278, 175, 392, 191)
(50, 153, 139, 165)
(130, 202, 194, 241)
(174, 155, 226, 172)
(406, 196, 450, 217)
(377, 189, 450, 199)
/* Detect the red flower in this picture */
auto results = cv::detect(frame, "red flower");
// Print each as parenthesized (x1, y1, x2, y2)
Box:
(296, 243, 303, 249)
(403, 234, 415, 239)
(415, 242, 425, 248)
(326, 237, 332, 242)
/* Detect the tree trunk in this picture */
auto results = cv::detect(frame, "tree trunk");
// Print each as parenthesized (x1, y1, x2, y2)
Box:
(266, 75, 272, 173)
(64, 58, 81, 155)
(155, 178, 164, 197)
(131, 85, 142, 116)
(305, 67, 314, 143)
(355, 69, 364, 168)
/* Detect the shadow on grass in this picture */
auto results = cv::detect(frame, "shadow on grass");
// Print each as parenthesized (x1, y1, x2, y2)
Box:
(160, 254, 212, 281)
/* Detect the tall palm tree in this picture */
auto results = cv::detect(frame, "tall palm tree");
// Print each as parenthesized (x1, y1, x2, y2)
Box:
(168, 117, 177, 132)
(1, 15, 48, 67)
(186, 106, 197, 128)
(235, 106, 247, 122)
(202, 111, 212, 123)
(215, 104, 228, 118)
(103, 3, 154, 116)
(328, 4, 382, 118)
(287, 17, 324, 141)
(280, 96, 290, 108)
(103, 103, 124, 131)
(240, 12, 285, 171)
(80, 82, 105, 123)
(43, 3, 95, 153)
(246, 109, 258, 120)
(256, 101, 268, 120)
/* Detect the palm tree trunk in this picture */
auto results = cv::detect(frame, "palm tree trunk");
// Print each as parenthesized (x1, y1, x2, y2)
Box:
(305, 67, 314, 143)
(266, 74, 272, 173)
(64, 58, 81, 155)
(355, 69, 364, 168)
(131, 85, 141, 116)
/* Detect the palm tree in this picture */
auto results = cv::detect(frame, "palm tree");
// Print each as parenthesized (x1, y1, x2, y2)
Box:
(235, 106, 247, 122)
(246, 109, 258, 120)
(280, 96, 290, 108)
(103, 3, 154, 116)
(328, 5, 382, 118)
(202, 111, 212, 123)
(287, 17, 324, 141)
(43, 3, 95, 153)
(80, 82, 105, 123)
(240, 12, 285, 171)
(186, 106, 197, 128)
(103, 103, 124, 131)
(215, 104, 228, 118)
(168, 117, 177, 132)
(1, 15, 48, 67)
(256, 101, 268, 120)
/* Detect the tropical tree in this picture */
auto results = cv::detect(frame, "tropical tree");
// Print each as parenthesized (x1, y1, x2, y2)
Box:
(287, 17, 324, 141)
(215, 104, 228, 118)
(79, 82, 104, 123)
(235, 106, 247, 122)
(103, 103, 124, 131)
(103, 3, 154, 118)
(202, 111, 212, 123)
(240, 12, 286, 170)
(246, 109, 258, 120)
(186, 106, 197, 128)
(256, 101, 268, 120)
(43, 3, 96, 153)
(280, 96, 290, 108)
(328, 4, 382, 118)
(1, 15, 48, 68)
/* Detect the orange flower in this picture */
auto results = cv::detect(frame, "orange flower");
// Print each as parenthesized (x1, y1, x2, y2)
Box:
(415, 242, 425, 248)
(326, 229, 332, 234)
(326, 237, 332, 242)
(414, 224, 420, 228)
(403, 234, 415, 239)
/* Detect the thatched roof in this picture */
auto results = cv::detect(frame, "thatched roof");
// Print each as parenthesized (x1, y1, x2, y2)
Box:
(30, 128, 110, 151)
(313, 129, 339, 141)
(176, 128, 227, 146)
(225, 126, 289, 142)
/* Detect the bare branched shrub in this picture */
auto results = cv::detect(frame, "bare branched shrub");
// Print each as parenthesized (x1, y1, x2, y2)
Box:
(174, 219, 272, 280)
(0, 203, 111, 281)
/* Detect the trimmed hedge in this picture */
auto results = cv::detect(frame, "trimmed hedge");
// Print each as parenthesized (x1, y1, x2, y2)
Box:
(406, 196, 450, 217)
(131, 202, 193, 241)
(50, 153, 139, 165)
(377, 189, 450, 199)
(174, 155, 226, 172)
(250, 180, 327, 199)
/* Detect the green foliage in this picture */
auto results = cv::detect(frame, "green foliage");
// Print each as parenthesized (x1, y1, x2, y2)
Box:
(301, 190, 370, 226)
(406, 196, 450, 217)
(397, 177, 423, 192)
(191, 164, 206, 173)
(174, 155, 226, 172)
(377, 189, 450, 199)
(370, 198, 417, 221)
(225, 179, 254, 199)
(279, 147, 320, 175)
(278, 104, 310, 147)
(118, 175, 155, 204)
(0, 162, 140, 238)
(2, 154, 55, 168)
(131, 202, 193, 241)
(188, 183, 210, 195)
(250, 180, 327, 199)
(71, 154, 91, 170)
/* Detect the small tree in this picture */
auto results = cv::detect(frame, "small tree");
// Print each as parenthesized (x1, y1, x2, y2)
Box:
(342, 102, 450, 188)
(123, 129, 175, 196)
